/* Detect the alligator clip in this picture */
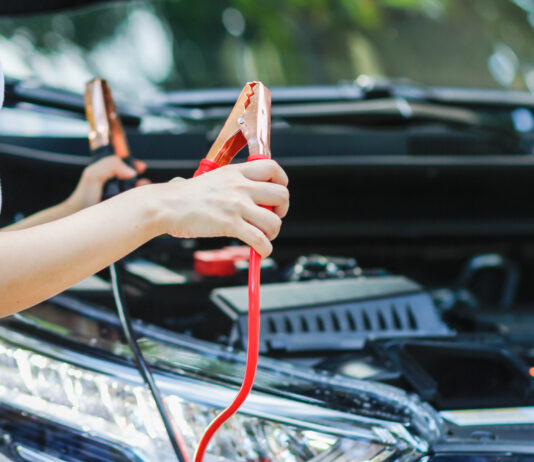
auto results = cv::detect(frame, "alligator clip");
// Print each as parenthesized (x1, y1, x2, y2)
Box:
(194, 81, 271, 177)
(84, 78, 137, 198)
(84, 78, 131, 160)
(193, 81, 273, 462)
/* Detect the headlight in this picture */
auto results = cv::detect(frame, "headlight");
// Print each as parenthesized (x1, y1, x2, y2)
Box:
(0, 321, 442, 462)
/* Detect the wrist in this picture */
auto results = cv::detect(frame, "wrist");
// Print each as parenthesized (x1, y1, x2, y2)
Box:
(126, 184, 168, 240)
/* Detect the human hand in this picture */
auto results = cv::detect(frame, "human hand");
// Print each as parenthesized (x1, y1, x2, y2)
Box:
(66, 156, 149, 212)
(153, 160, 289, 258)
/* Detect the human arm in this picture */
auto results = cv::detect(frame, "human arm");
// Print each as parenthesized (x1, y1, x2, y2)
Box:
(0, 160, 289, 315)
(2, 156, 147, 231)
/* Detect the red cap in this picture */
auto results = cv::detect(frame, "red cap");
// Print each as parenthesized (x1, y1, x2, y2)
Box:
(194, 158, 220, 177)
(194, 246, 251, 276)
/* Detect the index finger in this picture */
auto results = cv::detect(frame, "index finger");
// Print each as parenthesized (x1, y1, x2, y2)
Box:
(239, 160, 289, 187)
(134, 160, 147, 174)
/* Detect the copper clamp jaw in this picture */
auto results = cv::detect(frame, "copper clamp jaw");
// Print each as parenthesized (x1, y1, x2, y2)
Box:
(84, 78, 137, 198)
(195, 81, 271, 176)
(84, 78, 131, 159)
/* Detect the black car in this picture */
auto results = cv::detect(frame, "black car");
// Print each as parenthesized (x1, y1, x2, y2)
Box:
(0, 1, 534, 461)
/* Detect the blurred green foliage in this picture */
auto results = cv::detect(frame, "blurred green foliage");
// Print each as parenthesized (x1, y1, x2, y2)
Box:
(153, 0, 534, 90)
(1, 0, 534, 97)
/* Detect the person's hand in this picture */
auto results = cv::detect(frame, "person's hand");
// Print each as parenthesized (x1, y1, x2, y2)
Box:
(66, 156, 149, 213)
(153, 160, 289, 258)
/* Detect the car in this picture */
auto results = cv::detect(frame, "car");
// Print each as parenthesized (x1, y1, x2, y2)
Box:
(0, 1, 534, 461)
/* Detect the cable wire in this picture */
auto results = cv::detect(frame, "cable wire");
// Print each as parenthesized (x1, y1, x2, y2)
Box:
(193, 240, 264, 461)
(193, 154, 271, 462)
(109, 262, 189, 462)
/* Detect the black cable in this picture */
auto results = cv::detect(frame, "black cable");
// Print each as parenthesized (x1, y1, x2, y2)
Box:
(109, 262, 186, 462)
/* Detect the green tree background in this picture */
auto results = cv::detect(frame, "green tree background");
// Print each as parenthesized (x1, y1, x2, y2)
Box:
(0, 0, 533, 98)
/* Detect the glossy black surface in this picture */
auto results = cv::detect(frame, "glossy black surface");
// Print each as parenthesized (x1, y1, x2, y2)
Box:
(0, 404, 140, 462)
(0, 295, 443, 446)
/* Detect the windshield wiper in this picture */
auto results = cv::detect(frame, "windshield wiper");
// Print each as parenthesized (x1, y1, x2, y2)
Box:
(155, 77, 534, 109)
(196, 97, 511, 130)
(5, 77, 530, 149)
(150, 79, 533, 153)
(152, 79, 528, 131)
(4, 77, 142, 128)
(151, 80, 531, 155)
(151, 93, 518, 136)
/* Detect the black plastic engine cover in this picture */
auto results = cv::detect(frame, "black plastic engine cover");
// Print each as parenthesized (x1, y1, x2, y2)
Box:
(211, 275, 450, 353)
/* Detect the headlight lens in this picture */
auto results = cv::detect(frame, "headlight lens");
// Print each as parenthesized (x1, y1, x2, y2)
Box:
(0, 338, 423, 462)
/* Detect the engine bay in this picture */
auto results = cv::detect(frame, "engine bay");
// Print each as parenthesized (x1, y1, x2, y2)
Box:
(42, 234, 534, 440)
(3, 92, 534, 452)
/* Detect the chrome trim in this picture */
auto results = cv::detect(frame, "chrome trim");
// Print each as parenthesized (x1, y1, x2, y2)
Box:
(16, 446, 66, 462)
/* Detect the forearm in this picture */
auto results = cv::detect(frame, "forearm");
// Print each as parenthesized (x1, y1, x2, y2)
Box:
(2, 199, 78, 231)
(3, 156, 148, 232)
(0, 186, 163, 315)
(0, 160, 290, 316)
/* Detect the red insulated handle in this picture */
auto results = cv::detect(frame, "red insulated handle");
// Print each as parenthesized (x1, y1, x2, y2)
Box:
(247, 153, 270, 163)
(193, 158, 220, 177)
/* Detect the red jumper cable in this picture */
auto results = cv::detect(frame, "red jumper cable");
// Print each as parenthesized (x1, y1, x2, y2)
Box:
(193, 81, 272, 462)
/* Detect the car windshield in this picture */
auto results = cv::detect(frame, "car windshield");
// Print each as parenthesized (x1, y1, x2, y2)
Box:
(1, 0, 534, 103)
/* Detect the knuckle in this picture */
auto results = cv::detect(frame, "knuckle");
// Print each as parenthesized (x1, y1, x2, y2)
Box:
(282, 173, 289, 187)
(267, 159, 278, 173)
(220, 194, 243, 216)
(221, 217, 235, 236)
(282, 203, 290, 217)
(280, 186, 290, 202)
(251, 231, 264, 246)
(235, 177, 252, 193)
(268, 215, 282, 239)
(264, 228, 275, 240)
(263, 241, 273, 258)
(227, 164, 245, 179)
(229, 193, 243, 209)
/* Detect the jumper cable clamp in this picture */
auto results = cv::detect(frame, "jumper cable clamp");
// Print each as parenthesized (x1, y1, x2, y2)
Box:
(193, 81, 272, 462)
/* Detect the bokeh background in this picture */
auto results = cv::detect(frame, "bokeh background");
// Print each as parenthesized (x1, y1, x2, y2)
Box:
(1, 0, 534, 101)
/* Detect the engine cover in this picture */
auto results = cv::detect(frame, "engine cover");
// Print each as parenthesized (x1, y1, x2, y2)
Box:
(211, 275, 451, 353)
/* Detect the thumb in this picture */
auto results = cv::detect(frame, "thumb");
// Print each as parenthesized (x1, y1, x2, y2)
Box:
(90, 156, 137, 183)
(114, 160, 137, 180)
